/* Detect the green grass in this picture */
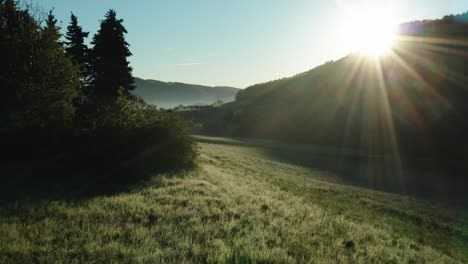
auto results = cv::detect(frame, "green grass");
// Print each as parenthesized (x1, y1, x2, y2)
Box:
(1, 138, 467, 263)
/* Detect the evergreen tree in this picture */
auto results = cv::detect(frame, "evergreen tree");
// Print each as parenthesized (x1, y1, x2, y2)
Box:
(0, 4, 78, 129)
(64, 12, 91, 91)
(27, 11, 79, 128)
(0, 0, 40, 128)
(91, 9, 134, 104)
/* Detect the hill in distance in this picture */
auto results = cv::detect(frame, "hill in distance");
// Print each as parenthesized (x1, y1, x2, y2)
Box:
(192, 12, 468, 156)
(183, 12, 468, 203)
(133, 77, 240, 108)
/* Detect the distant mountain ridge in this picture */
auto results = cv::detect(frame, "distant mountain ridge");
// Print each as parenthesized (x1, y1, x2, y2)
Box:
(133, 77, 240, 108)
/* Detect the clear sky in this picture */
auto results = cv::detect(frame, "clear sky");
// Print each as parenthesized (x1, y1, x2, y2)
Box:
(35, 0, 467, 88)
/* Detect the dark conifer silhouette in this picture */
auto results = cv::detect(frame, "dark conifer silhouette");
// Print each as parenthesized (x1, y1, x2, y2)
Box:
(30, 11, 78, 127)
(65, 12, 91, 91)
(0, 0, 37, 122)
(91, 9, 134, 104)
(0, 4, 78, 128)
(0, 1, 195, 184)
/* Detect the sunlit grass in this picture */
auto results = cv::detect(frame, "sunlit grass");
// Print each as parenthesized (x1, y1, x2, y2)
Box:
(1, 140, 466, 263)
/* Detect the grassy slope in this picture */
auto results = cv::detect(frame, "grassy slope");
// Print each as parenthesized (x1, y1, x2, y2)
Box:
(1, 138, 467, 263)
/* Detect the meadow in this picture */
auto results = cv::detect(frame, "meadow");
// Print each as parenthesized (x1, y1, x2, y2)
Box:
(1, 137, 467, 263)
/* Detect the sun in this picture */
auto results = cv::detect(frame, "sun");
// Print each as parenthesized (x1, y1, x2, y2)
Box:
(338, 6, 398, 57)
(351, 19, 396, 56)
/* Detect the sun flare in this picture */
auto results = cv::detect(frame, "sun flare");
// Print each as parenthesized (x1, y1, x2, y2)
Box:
(351, 20, 396, 56)
(339, 6, 398, 57)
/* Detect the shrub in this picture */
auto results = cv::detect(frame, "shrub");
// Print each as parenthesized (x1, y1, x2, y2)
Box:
(1, 89, 197, 187)
(84, 89, 197, 176)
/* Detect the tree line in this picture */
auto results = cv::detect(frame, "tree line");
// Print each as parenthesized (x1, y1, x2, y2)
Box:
(0, 0, 196, 188)
(1, 1, 136, 128)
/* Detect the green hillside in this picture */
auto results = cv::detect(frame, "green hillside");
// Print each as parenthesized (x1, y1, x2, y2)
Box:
(2, 1, 468, 262)
(230, 13, 468, 153)
(183, 13, 468, 203)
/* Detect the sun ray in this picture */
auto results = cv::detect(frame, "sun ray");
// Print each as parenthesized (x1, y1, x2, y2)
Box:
(390, 47, 453, 109)
(336, 56, 365, 150)
(395, 41, 468, 91)
(398, 35, 468, 47)
(372, 57, 405, 192)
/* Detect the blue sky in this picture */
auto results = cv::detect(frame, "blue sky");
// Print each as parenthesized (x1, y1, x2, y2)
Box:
(36, 0, 467, 88)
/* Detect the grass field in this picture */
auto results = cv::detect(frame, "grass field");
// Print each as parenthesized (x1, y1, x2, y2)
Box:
(1, 137, 467, 263)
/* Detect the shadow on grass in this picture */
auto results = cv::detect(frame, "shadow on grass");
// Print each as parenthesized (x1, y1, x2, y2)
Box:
(262, 147, 468, 204)
(195, 135, 468, 206)
(0, 147, 195, 206)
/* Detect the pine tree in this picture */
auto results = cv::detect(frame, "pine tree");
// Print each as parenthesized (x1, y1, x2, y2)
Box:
(0, 0, 40, 127)
(27, 11, 79, 128)
(1, 5, 79, 129)
(91, 9, 134, 104)
(64, 12, 91, 91)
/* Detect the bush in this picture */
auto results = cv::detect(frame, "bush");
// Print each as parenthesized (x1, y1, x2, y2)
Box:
(0, 2, 196, 198)
(1, 90, 197, 189)
(83, 89, 197, 176)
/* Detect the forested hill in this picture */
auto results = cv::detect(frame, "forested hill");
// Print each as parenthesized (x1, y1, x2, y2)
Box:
(399, 11, 468, 37)
(192, 12, 468, 162)
(133, 77, 239, 108)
